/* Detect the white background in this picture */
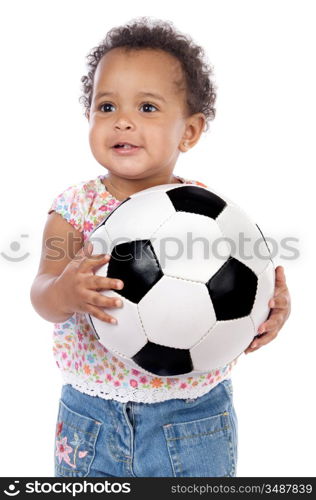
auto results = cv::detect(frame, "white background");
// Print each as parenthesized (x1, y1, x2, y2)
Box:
(0, 0, 315, 477)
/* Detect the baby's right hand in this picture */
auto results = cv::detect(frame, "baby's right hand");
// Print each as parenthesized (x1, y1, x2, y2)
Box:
(56, 242, 124, 324)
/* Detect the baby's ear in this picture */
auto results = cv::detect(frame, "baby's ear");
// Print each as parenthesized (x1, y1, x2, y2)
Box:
(85, 110, 90, 120)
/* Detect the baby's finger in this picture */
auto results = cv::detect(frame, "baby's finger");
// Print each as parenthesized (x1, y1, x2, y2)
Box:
(269, 295, 288, 309)
(245, 330, 277, 353)
(80, 253, 110, 272)
(257, 316, 282, 334)
(261, 305, 287, 326)
(275, 266, 286, 285)
(85, 303, 118, 325)
(269, 297, 288, 312)
(86, 290, 123, 310)
(72, 241, 94, 260)
(86, 275, 124, 291)
(253, 330, 278, 349)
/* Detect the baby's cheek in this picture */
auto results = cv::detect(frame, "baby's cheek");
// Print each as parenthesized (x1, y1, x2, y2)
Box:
(88, 129, 107, 160)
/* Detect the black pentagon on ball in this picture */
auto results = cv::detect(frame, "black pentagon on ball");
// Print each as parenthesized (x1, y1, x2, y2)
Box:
(132, 341, 193, 376)
(167, 185, 227, 219)
(206, 256, 258, 320)
(107, 240, 163, 303)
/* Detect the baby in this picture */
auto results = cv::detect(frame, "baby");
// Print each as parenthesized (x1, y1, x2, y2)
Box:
(30, 17, 291, 478)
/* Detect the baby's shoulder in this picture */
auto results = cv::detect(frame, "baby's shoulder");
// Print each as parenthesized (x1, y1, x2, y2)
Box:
(51, 175, 106, 205)
(58, 175, 103, 197)
(48, 175, 107, 229)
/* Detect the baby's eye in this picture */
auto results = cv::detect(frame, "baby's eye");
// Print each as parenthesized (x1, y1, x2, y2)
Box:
(98, 102, 158, 113)
(140, 103, 158, 113)
(99, 103, 115, 112)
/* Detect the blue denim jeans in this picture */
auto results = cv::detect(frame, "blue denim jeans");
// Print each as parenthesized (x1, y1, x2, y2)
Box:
(54, 378, 238, 477)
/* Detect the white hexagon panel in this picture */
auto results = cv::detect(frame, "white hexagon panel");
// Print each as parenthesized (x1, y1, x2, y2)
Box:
(251, 260, 275, 329)
(104, 191, 176, 244)
(190, 316, 255, 371)
(138, 275, 217, 349)
(216, 204, 272, 276)
(89, 230, 113, 258)
(87, 290, 147, 359)
(151, 212, 230, 282)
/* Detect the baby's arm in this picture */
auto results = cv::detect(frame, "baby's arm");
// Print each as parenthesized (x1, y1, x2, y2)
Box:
(30, 212, 124, 324)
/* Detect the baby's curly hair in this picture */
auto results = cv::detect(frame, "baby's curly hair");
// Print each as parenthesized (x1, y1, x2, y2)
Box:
(79, 17, 217, 132)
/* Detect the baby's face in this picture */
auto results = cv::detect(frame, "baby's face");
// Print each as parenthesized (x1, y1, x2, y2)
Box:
(87, 47, 191, 181)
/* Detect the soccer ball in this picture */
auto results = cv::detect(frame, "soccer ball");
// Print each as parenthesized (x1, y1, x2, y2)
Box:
(87, 184, 275, 377)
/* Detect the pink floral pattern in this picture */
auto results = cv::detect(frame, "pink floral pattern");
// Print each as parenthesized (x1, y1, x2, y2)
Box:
(55, 420, 88, 468)
(48, 174, 237, 402)
(55, 436, 75, 468)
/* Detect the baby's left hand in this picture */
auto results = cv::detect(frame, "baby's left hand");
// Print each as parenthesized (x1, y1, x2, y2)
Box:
(244, 265, 291, 354)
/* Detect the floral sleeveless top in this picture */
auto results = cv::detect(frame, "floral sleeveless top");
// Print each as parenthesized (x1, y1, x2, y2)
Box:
(48, 174, 237, 403)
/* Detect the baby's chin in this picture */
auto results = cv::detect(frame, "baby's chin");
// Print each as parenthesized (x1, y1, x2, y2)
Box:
(104, 164, 158, 180)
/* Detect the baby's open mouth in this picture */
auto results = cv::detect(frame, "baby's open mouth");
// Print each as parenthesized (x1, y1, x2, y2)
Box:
(113, 143, 139, 149)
